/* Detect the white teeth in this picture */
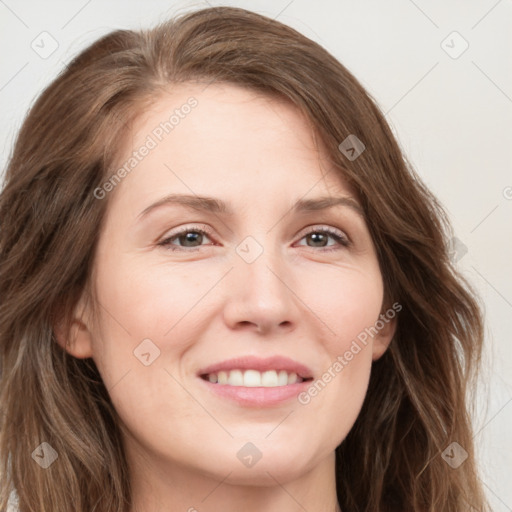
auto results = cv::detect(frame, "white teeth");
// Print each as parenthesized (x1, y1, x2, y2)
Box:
(228, 369, 244, 386)
(204, 369, 305, 387)
(261, 370, 278, 387)
(277, 370, 288, 386)
(243, 370, 261, 387)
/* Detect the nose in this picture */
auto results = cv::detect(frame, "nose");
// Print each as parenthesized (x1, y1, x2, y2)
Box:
(222, 245, 299, 335)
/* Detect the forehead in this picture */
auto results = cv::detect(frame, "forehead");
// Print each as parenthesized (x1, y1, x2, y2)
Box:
(108, 82, 354, 214)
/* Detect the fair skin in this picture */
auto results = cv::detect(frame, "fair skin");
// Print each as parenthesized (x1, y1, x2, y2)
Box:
(57, 82, 395, 512)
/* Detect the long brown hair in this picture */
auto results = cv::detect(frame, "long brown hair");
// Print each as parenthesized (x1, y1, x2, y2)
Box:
(0, 6, 488, 511)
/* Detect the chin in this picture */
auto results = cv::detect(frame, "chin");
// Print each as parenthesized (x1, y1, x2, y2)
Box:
(199, 438, 323, 485)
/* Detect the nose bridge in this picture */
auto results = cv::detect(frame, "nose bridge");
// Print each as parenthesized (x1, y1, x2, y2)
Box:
(224, 234, 297, 331)
(237, 237, 288, 301)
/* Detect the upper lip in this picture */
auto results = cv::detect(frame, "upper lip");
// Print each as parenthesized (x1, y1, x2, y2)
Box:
(198, 355, 314, 379)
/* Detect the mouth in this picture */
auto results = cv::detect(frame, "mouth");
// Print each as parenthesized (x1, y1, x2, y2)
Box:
(200, 369, 312, 387)
(197, 356, 314, 407)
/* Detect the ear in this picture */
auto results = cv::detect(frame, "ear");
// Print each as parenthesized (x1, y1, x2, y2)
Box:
(53, 294, 94, 359)
(371, 309, 397, 361)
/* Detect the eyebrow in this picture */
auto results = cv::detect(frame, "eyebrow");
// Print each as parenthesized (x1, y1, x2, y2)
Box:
(137, 193, 364, 219)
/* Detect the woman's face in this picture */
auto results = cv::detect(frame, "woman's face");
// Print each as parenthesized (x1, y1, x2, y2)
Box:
(70, 83, 395, 486)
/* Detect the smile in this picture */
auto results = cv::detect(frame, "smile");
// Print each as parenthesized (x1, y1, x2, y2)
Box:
(197, 355, 315, 406)
(201, 369, 309, 387)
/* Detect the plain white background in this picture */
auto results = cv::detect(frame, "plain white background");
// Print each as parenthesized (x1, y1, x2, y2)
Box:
(1, 0, 511, 509)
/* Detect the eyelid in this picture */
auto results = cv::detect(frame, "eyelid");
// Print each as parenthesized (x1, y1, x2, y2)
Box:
(158, 223, 214, 245)
(157, 223, 350, 251)
(299, 224, 348, 240)
(296, 224, 350, 249)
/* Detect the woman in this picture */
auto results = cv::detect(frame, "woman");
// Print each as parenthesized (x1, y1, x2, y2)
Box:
(0, 6, 488, 511)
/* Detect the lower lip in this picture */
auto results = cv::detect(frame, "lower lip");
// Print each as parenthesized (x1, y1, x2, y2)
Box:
(198, 377, 311, 407)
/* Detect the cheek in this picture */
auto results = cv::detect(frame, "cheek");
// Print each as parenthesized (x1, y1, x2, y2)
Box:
(298, 266, 382, 436)
(92, 252, 207, 344)
(311, 264, 384, 346)
(88, 254, 218, 422)
(88, 259, 201, 452)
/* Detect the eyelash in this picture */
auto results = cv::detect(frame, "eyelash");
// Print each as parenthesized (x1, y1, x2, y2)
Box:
(157, 224, 350, 253)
